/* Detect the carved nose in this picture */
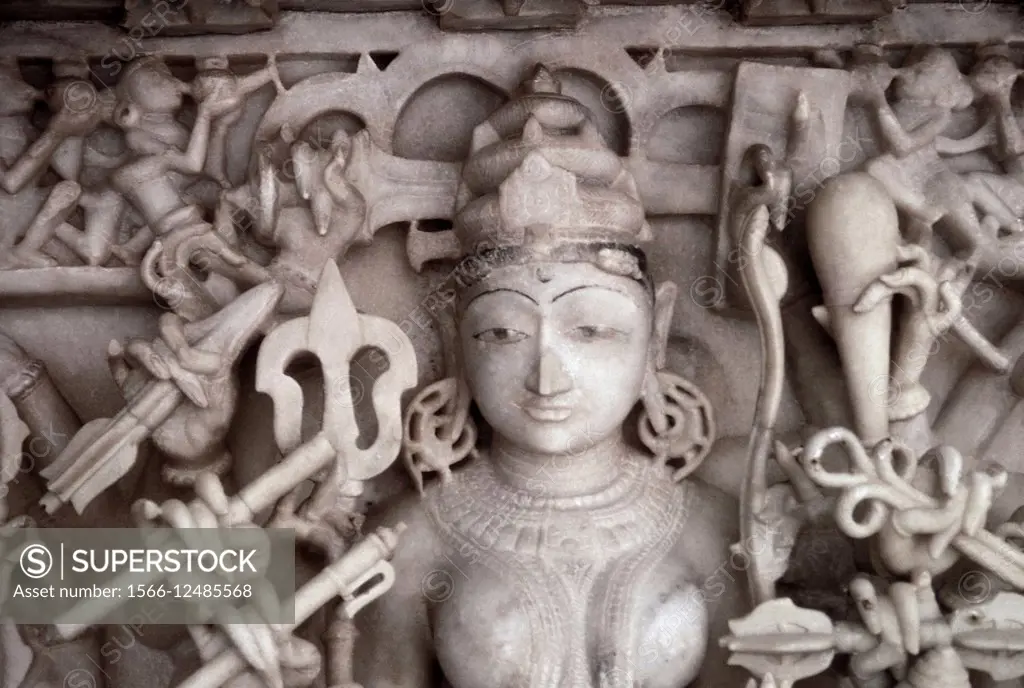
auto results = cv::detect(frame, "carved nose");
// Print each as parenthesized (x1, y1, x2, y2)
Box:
(526, 347, 572, 396)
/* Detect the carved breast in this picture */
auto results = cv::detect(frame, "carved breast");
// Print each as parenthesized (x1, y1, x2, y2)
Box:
(425, 456, 708, 688)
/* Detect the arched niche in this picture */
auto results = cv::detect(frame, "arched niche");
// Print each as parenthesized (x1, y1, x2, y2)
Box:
(550, 68, 631, 157)
(297, 110, 367, 148)
(393, 74, 507, 162)
(646, 106, 726, 165)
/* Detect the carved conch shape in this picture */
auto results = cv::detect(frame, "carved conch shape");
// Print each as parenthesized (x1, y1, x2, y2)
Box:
(256, 261, 418, 480)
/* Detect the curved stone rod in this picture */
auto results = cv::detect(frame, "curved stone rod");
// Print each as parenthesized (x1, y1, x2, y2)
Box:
(833, 483, 907, 539)
(872, 439, 922, 486)
(733, 140, 795, 607)
(872, 443, 931, 506)
(893, 494, 968, 546)
(140, 241, 224, 324)
(737, 201, 791, 603)
(801, 426, 882, 488)
(950, 312, 1012, 373)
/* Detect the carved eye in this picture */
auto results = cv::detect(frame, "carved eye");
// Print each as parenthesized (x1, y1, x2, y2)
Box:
(860, 600, 874, 611)
(569, 325, 625, 341)
(967, 611, 984, 624)
(474, 328, 528, 344)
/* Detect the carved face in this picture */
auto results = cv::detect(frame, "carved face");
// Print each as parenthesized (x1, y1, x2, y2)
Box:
(971, 55, 1021, 98)
(459, 261, 653, 456)
(0, 66, 39, 116)
(118, 63, 186, 115)
(893, 49, 972, 109)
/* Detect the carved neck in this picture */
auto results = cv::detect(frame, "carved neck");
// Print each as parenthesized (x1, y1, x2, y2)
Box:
(488, 432, 628, 500)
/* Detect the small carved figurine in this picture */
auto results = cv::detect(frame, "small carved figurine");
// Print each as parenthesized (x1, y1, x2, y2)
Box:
(193, 54, 284, 188)
(39, 280, 284, 511)
(855, 47, 1016, 273)
(937, 43, 1024, 237)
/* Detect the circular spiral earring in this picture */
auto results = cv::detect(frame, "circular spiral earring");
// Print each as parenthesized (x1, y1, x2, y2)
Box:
(400, 308, 478, 492)
(401, 376, 478, 493)
(637, 370, 716, 482)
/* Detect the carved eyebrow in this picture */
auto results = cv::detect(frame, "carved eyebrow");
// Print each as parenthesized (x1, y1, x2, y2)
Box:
(551, 285, 631, 302)
(467, 288, 539, 307)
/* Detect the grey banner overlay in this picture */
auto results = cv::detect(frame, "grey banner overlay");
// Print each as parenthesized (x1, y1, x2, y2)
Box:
(1, 528, 296, 624)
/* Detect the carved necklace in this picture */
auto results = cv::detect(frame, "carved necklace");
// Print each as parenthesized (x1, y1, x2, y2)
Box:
(425, 453, 691, 687)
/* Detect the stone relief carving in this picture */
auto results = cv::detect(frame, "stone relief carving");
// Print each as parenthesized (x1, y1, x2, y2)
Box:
(0, 4, 1021, 687)
(122, 1, 280, 36)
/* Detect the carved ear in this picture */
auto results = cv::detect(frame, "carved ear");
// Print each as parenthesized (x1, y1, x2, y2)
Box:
(114, 102, 141, 129)
(436, 306, 464, 381)
(651, 281, 677, 370)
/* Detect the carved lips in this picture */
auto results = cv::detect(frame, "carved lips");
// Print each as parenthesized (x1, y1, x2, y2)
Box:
(520, 401, 573, 422)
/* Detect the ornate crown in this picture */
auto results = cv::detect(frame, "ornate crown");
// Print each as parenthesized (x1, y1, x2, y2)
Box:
(453, 65, 652, 258)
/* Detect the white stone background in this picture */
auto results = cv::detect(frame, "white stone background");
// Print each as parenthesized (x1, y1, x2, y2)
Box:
(0, 4, 1022, 685)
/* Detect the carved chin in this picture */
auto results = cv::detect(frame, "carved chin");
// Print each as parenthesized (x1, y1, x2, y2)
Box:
(497, 417, 599, 454)
(483, 405, 630, 455)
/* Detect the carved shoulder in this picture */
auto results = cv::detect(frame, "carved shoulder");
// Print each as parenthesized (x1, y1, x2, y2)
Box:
(674, 478, 740, 580)
(354, 490, 445, 688)
(365, 488, 446, 579)
(671, 479, 751, 688)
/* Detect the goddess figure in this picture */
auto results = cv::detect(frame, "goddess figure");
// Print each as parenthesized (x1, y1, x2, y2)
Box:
(354, 66, 743, 688)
